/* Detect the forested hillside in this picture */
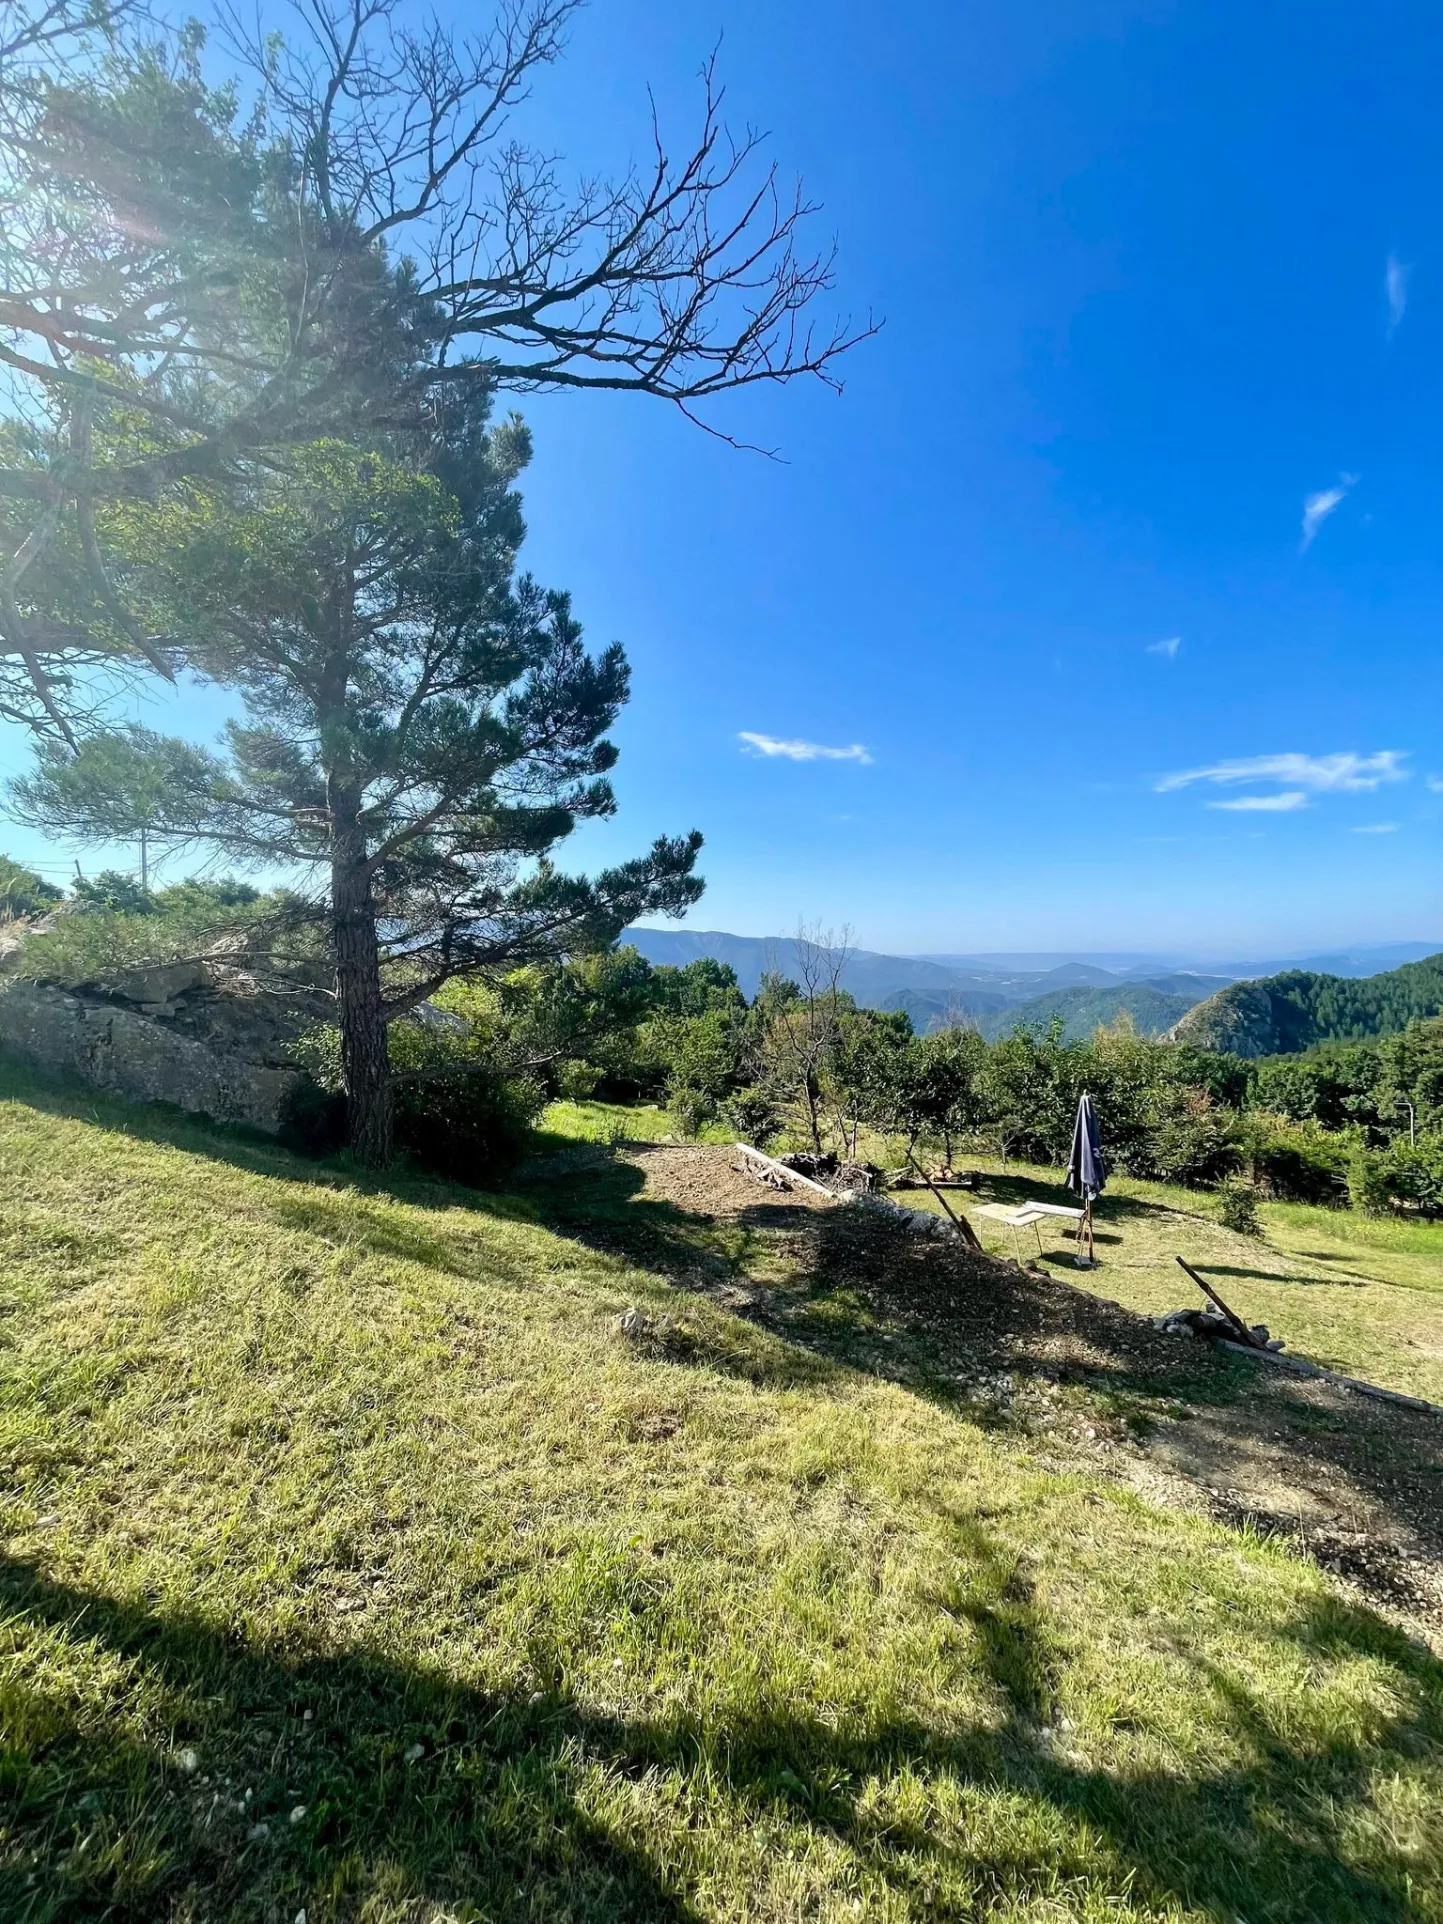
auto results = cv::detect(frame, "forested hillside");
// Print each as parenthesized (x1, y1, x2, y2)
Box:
(975, 981, 1199, 1042)
(1172, 953, 1443, 1057)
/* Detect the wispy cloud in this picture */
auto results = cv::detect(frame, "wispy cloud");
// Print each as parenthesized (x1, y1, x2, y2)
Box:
(1301, 473, 1358, 550)
(1386, 253, 1412, 335)
(738, 732, 872, 765)
(1208, 791, 1309, 813)
(1352, 822, 1400, 834)
(1428, 776, 1443, 794)
(1158, 750, 1407, 795)
(1147, 636, 1181, 659)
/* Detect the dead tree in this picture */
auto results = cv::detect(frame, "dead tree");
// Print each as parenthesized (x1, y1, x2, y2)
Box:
(758, 921, 855, 1153)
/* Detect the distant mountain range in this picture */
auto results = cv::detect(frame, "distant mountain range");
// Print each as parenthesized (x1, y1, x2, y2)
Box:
(623, 923, 1443, 1046)
(623, 928, 1441, 1043)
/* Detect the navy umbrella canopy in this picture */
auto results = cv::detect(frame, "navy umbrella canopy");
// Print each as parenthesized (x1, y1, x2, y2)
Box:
(1067, 1091, 1106, 1202)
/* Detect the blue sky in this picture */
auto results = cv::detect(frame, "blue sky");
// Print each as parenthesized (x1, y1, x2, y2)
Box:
(3, 0, 1440, 956)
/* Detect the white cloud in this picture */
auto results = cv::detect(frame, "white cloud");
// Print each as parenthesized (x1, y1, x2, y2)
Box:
(1147, 636, 1181, 659)
(1352, 822, 1400, 834)
(1428, 776, 1443, 794)
(738, 732, 872, 765)
(1158, 750, 1407, 794)
(1208, 791, 1309, 813)
(1301, 472, 1358, 550)
(1386, 253, 1412, 334)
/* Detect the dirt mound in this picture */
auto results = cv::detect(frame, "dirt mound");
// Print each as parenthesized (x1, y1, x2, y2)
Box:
(632, 1143, 836, 1217)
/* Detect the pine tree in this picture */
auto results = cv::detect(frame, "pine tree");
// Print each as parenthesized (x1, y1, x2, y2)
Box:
(37, 387, 700, 1164)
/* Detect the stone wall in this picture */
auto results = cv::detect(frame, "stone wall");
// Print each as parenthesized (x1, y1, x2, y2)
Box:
(0, 979, 304, 1133)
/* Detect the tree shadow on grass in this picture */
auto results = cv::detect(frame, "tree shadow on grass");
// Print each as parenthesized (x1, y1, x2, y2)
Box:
(1193, 1261, 1369, 1290)
(0, 1551, 698, 1924)
(6, 1068, 1442, 1642)
(536, 1168, 1443, 1609)
(265, 1189, 480, 1278)
(2, 1545, 1438, 1923)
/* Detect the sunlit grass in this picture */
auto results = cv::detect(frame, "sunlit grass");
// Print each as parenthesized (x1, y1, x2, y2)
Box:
(538, 1097, 733, 1147)
(895, 1153, 1443, 1402)
(0, 1067, 1439, 1920)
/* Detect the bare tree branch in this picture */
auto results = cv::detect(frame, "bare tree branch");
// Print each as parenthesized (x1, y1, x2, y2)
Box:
(0, 0, 874, 734)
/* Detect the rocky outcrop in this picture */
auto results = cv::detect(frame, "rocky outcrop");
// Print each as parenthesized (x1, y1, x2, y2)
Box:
(1167, 981, 1282, 1057)
(0, 959, 319, 1133)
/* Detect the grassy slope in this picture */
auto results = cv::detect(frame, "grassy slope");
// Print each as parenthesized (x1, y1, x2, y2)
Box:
(906, 1158, 1443, 1405)
(0, 1067, 1438, 1921)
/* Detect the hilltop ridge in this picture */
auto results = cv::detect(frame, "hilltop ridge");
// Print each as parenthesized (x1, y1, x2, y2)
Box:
(1170, 951, 1443, 1056)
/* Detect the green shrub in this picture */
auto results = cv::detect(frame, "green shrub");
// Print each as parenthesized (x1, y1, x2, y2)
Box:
(1141, 1086, 1239, 1185)
(1235, 1112, 1349, 1205)
(15, 879, 294, 987)
(293, 1016, 547, 1184)
(0, 855, 61, 921)
(71, 870, 158, 914)
(1376, 1136, 1443, 1213)
(276, 1076, 348, 1158)
(667, 1087, 716, 1140)
(394, 1064, 544, 1184)
(1347, 1147, 1394, 1216)
(1217, 1176, 1261, 1236)
(554, 1057, 601, 1101)
(724, 1085, 784, 1148)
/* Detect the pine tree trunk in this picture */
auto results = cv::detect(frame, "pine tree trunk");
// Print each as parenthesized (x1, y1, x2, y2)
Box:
(331, 814, 393, 1168)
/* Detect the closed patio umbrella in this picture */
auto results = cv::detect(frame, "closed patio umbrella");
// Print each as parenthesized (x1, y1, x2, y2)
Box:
(1066, 1091, 1106, 1263)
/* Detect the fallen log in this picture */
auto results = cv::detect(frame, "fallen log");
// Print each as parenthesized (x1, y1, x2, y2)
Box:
(731, 1143, 835, 1197)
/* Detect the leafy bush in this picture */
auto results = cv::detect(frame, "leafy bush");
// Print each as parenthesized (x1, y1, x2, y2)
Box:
(276, 1076, 348, 1158)
(71, 870, 159, 915)
(14, 879, 290, 987)
(1250, 1044, 1385, 1134)
(1340, 1137, 1443, 1216)
(1137, 1086, 1239, 1185)
(293, 1017, 546, 1183)
(1235, 1112, 1349, 1205)
(667, 1087, 715, 1139)
(724, 1085, 785, 1148)
(1217, 1176, 1261, 1236)
(0, 855, 61, 921)
(394, 1064, 544, 1184)
(1347, 1147, 1393, 1216)
(1376, 1136, 1443, 1213)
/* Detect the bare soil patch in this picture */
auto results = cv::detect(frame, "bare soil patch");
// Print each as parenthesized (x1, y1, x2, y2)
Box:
(619, 1145, 1443, 1638)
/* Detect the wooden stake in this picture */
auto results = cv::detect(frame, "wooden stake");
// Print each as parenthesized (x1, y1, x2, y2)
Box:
(1174, 1255, 1262, 1347)
(906, 1152, 983, 1250)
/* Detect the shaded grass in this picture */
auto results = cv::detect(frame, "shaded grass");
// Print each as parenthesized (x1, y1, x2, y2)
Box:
(0, 1064, 1441, 1920)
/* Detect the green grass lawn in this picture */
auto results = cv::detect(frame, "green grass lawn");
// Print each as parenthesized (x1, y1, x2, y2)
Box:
(1, 1066, 1441, 1920)
(891, 1156, 1443, 1407)
(537, 1098, 734, 1147)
